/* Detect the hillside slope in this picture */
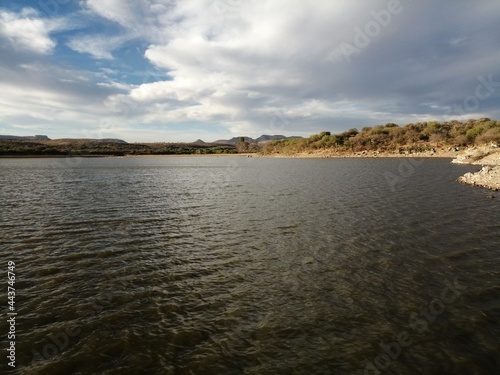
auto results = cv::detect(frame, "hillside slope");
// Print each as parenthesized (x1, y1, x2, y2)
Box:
(260, 119, 500, 156)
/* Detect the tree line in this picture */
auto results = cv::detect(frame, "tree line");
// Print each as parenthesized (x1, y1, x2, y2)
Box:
(0, 139, 236, 156)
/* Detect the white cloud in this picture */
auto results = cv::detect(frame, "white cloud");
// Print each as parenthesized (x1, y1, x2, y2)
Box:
(0, 7, 69, 54)
(67, 34, 129, 59)
(102, 0, 380, 134)
(67, 0, 173, 59)
(97, 0, 500, 138)
(86, 0, 136, 26)
(84, 0, 170, 41)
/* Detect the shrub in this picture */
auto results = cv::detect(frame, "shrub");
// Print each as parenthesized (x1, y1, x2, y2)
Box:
(466, 126, 485, 141)
(475, 127, 500, 145)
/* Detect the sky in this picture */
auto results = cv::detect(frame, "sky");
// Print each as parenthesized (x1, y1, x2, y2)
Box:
(0, 0, 500, 142)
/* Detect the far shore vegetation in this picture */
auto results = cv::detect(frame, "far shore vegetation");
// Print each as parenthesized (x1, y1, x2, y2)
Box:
(1, 118, 499, 157)
(0, 139, 236, 157)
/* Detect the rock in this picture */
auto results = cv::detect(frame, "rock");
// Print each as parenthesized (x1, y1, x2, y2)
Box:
(458, 165, 500, 191)
(451, 144, 500, 165)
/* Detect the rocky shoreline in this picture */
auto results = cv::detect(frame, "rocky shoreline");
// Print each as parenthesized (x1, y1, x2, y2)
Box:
(452, 144, 500, 191)
(260, 147, 462, 159)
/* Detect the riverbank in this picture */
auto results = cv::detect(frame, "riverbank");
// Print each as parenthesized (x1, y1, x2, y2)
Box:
(0, 153, 253, 159)
(452, 144, 500, 191)
(124, 153, 253, 158)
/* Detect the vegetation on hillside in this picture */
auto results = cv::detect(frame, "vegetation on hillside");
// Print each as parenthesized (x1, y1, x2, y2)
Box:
(261, 118, 500, 155)
(235, 137, 261, 153)
(0, 139, 236, 156)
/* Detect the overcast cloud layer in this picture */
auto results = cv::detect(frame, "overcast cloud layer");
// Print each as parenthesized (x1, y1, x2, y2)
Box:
(1, 0, 499, 142)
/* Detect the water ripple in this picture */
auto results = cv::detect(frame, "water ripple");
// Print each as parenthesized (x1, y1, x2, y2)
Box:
(0, 157, 499, 374)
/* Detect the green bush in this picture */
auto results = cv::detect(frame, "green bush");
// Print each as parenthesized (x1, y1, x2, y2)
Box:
(466, 126, 485, 141)
(476, 127, 500, 144)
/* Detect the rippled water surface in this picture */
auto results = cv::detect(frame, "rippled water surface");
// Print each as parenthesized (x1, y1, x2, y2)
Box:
(1, 156, 499, 375)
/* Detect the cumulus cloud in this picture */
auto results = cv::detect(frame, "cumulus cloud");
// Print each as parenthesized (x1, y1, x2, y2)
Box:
(102, 0, 500, 138)
(0, 7, 67, 54)
(84, 0, 172, 41)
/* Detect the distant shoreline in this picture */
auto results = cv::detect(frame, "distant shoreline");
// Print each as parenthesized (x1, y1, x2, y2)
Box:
(0, 153, 253, 159)
(0, 150, 458, 159)
(0, 154, 108, 159)
(0, 151, 454, 159)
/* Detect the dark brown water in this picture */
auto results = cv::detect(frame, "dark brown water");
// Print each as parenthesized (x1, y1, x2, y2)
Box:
(1, 156, 499, 375)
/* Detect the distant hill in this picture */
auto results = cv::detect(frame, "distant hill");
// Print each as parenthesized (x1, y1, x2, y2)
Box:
(261, 118, 500, 156)
(0, 135, 129, 143)
(54, 138, 128, 144)
(0, 135, 50, 140)
(212, 135, 302, 144)
(213, 136, 255, 144)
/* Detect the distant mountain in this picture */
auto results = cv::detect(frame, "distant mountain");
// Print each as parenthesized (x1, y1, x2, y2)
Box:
(212, 136, 253, 144)
(54, 138, 128, 144)
(0, 135, 129, 143)
(255, 134, 302, 143)
(213, 135, 302, 144)
(0, 135, 50, 140)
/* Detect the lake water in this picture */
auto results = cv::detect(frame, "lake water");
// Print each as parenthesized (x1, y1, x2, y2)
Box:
(0, 156, 499, 375)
